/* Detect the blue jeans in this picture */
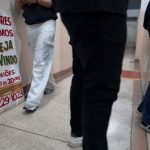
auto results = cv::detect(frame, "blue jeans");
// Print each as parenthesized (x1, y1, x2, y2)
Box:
(138, 83, 150, 124)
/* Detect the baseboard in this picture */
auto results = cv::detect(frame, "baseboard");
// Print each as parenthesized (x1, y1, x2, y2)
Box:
(53, 67, 72, 82)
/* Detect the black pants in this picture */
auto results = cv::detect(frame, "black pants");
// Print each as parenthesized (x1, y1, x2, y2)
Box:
(61, 12, 126, 150)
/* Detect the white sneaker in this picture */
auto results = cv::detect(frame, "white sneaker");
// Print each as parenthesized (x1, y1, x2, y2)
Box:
(68, 135, 83, 148)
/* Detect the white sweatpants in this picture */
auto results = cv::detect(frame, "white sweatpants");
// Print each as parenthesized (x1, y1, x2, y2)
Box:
(25, 20, 56, 109)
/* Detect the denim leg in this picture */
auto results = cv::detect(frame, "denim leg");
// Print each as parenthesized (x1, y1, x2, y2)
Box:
(141, 84, 150, 123)
(138, 100, 144, 112)
(46, 74, 55, 90)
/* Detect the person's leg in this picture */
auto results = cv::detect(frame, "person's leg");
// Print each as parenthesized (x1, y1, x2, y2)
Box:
(61, 13, 126, 150)
(44, 74, 55, 94)
(139, 83, 150, 125)
(138, 101, 143, 113)
(81, 14, 126, 150)
(70, 45, 83, 137)
(24, 20, 56, 110)
(138, 83, 150, 112)
(68, 45, 83, 147)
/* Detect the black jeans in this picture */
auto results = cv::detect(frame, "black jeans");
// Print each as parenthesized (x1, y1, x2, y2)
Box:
(61, 12, 126, 150)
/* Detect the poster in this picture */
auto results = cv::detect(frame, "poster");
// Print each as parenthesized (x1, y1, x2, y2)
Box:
(0, 10, 24, 113)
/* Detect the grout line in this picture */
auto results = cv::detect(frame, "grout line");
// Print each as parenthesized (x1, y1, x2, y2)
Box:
(0, 123, 68, 144)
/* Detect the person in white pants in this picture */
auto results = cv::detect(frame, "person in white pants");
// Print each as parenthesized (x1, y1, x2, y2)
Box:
(18, 0, 57, 113)
(25, 20, 56, 111)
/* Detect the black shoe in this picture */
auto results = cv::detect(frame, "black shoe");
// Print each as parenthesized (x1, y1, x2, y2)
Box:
(44, 88, 54, 94)
(23, 106, 38, 114)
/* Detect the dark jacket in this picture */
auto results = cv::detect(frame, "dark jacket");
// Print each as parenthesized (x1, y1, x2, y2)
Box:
(144, 2, 150, 34)
(23, 4, 57, 25)
(54, 0, 129, 15)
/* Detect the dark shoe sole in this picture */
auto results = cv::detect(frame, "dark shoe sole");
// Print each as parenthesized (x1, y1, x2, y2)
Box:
(44, 88, 54, 94)
(23, 106, 38, 114)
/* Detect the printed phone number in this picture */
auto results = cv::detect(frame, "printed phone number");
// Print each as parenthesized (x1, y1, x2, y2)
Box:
(0, 90, 24, 108)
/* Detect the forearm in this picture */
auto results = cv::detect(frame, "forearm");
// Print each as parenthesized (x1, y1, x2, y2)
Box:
(38, 0, 52, 8)
(22, 0, 52, 8)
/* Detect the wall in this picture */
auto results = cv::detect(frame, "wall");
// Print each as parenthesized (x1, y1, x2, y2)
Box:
(53, 14, 72, 75)
(135, 0, 150, 93)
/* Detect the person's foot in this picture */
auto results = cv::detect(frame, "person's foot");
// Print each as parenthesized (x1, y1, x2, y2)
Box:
(68, 133, 83, 148)
(141, 121, 150, 133)
(23, 106, 38, 114)
(44, 88, 54, 94)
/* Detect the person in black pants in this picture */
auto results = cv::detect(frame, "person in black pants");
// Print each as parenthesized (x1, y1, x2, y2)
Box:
(53, 1, 128, 150)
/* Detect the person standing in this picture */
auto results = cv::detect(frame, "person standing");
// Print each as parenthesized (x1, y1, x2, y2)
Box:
(18, 0, 57, 113)
(137, 1, 150, 133)
(53, 0, 128, 150)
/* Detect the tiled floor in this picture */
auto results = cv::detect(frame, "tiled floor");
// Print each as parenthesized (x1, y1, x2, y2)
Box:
(108, 78, 133, 150)
(122, 48, 135, 71)
(0, 48, 143, 150)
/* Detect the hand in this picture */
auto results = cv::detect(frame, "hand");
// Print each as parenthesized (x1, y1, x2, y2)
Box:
(22, 0, 37, 5)
(17, 0, 24, 8)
